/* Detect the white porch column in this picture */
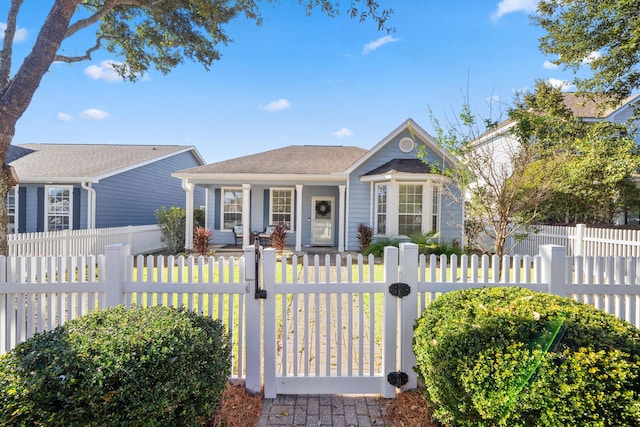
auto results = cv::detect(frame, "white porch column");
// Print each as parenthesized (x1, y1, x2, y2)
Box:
(295, 185, 303, 252)
(338, 185, 346, 252)
(182, 180, 195, 250)
(242, 184, 251, 248)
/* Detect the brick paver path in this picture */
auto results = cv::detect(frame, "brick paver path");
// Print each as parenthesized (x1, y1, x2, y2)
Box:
(257, 394, 390, 426)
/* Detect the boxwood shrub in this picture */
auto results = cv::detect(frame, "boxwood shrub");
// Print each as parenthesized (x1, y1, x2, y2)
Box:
(0, 305, 231, 426)
(413, 287, 640, 426)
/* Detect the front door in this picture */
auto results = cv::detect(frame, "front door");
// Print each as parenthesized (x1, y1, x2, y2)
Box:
(311, 197, 334, 245)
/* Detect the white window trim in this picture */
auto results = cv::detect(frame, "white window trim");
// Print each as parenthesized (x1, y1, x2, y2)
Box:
(221, 186, 243, 232)
(430, 185, 441, 234)
(398, 182, 426, 236)
(374, 183, 388, 236)
(7, 185, 18, 234)
(372, 180, 440, 237)
(44, 185, 73, 232)
(269, 187, 295, 232)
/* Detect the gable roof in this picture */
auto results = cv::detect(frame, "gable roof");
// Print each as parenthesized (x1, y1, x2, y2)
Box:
(345, 118, 457, 174)
(176, 145, 368, 176)
(8, 144, 204, 183)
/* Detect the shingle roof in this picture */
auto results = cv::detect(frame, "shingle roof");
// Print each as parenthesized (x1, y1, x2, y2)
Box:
(561, 92, 640, 119)
(179, 145, 368, 175)
(363, 158, 436, 176)
(8, 144, 197, 181)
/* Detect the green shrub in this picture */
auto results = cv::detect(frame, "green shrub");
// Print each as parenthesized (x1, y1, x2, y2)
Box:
(0, 305, 231, 427)
(413, 287, 640, 426)
(363, 238, 400, 257)
(155, 206, 186, 254)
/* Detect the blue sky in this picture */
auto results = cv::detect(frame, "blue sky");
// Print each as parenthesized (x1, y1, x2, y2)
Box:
(3, 1, 580, 164)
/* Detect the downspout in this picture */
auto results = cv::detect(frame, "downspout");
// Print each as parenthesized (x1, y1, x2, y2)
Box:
(81, 182, 96, 228)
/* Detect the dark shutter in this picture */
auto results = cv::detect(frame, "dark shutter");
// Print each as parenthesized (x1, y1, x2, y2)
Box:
(18, 187, 26, 233)
(263, 189, 270, 225)
(36, 187, 44, 232)
(214, 189, 220, 229)
(73, 187, 81, 229)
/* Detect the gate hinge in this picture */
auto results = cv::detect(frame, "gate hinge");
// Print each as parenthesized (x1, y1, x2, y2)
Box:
(387, 371, 408, 388)
(389, 282, 410, 298)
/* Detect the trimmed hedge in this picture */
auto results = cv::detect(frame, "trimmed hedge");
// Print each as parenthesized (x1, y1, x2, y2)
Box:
(413, 287, 640, 426)
(0, 305, 231, 426)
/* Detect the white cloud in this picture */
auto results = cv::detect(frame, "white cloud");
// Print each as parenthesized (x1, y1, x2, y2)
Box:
(491, 0, 538, 20)
(486, 95, 501, 103)
(0, 23, 28, 42)
(547, 78, 575, 91)
(362, 35, 399, 54)
(80, 108, 110, 120)
(543, 60, 559, 70)
(84, 60, 124, 82)
(582, 51, 602, 64)
(332, 127, 354, 138)
(56, 112, 72, 122)
(260, 98, 291, 112)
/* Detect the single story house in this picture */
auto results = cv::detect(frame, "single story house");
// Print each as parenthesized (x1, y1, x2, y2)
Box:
(6, 144, 205, 233)
(173, 118, 462, 252)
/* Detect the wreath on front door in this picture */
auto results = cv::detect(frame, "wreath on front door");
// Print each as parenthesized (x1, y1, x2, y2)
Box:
(316, 201, 331, 217)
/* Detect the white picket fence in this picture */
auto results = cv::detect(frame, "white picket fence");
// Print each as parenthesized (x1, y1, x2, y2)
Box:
(2, 243, 640, 398)
(7, 224, 163, 257)
(510, 223, 640, 258)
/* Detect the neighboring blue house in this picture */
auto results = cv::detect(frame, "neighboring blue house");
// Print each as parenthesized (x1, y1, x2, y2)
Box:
(173, 119, 462, 252)
(7, 144, 205, 233)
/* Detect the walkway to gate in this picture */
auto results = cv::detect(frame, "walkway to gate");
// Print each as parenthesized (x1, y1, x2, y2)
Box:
(257, 394, 389, 426)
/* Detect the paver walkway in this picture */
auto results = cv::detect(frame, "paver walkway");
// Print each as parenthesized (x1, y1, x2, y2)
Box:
(257, 394, 390, 426)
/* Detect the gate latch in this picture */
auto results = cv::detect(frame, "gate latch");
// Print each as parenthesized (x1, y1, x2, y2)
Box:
(389, 282, 410, 298)
(387, 371, 408, 388)
(254, 237, 267, 299)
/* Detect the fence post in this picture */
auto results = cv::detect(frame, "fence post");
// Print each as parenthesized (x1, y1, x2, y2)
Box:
(244, 244, 261, 394)
(540, 244, 566, 296)
(105, 244, 130, 307)
(262, 248, 277, 399)
(399, 243, 418, 391)
(382, 246, 399, 398)
(574, 224, 586, 257)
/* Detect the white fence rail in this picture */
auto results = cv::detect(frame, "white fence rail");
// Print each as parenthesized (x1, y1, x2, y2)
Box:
(510, 223, 640, 258)
(7, 224, 163, 257)
(2, 243, 640, 397)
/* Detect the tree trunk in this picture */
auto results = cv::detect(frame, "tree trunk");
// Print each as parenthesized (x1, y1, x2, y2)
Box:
(0, 1, 79, 255)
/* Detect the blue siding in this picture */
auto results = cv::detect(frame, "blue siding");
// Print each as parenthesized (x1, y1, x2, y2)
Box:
(346, 128, 462, 250)
(94, 151, 204, 228)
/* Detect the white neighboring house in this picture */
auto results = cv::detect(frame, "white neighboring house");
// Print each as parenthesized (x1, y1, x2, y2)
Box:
(473, 92, 640, 225)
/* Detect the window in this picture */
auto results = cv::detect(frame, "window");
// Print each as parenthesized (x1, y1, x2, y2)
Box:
(375, 184, 387, 235)
(222, 187, 243, 230)
(45, 186, 72, 231)
(398, 184, 423, 235)
(270, 188, 293, 230)
(432, 186, 439, 232)
(7, 187, 16, 234)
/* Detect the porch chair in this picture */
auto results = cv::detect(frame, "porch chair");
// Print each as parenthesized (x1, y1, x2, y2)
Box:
(233, 225, 243, 247)
(258, 225, 275, 245)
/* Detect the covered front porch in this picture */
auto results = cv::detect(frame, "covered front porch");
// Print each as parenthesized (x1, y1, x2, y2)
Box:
(180, 181, 348, 253)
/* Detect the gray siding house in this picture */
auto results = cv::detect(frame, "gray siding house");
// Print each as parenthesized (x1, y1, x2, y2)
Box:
(173, 119, 463, 252)
(7, 144, 205, 233)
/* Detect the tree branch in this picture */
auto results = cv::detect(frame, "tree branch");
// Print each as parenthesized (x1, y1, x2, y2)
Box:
(0, 0, 24, 89)
(54, 35, 108, 63)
